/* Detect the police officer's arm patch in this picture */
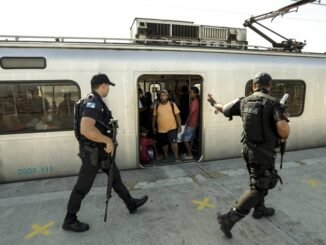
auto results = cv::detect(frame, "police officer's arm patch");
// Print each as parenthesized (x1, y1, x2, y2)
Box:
(86, 102, 96, 108)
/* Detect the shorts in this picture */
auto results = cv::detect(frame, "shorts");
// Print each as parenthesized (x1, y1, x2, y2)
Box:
(182, 126, 196, 142)
(158, 129, 178, 145)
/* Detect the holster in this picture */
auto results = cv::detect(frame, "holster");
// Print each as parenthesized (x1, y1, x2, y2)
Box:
(255, 171, 271, 190)
(98, 146, 114, 170)
(269, 169, 283, 189)
(83, 145, 99, 166)
(255, 169, 282, 190)
(101, 155, 113, 170)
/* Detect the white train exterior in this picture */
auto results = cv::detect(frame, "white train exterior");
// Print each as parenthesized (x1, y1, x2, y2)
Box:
(0, 39, 326, 183)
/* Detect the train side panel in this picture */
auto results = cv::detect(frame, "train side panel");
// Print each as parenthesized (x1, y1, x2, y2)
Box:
(0, 47, 325, 182)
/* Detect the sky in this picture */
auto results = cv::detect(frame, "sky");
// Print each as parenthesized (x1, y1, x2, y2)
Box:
(1, 0, 325, 52)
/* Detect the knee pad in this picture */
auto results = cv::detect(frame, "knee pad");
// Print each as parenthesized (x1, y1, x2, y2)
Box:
(250, 177, 269, 195)
(251, 168, 281, 191)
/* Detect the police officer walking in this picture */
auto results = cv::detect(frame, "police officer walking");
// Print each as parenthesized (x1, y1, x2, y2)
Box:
(207, 72, 290, 239)
(62, 74, 148, 232)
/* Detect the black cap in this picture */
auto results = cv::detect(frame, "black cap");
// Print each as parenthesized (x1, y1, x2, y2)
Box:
(91, 74, 115, 86)
(253, 72, 272, 85)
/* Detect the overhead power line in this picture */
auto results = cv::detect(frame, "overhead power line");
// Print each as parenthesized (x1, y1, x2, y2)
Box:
(291, 0, 326, 6)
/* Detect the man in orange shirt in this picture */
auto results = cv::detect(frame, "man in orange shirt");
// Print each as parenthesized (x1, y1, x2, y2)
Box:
(152, 90, 182, 161)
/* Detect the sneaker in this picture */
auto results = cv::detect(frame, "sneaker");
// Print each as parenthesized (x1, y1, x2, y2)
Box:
(155, 155, 164, 161)
(183, 154, 193, 160)
(129, 195, 148, 214)
(62, 219, 89, 232)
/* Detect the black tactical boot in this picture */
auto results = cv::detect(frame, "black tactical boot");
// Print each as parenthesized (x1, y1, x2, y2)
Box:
(252, 203, 275, 219)
(62, 213, 89, 232)
(128, 195, 148, 214)
(217, 208, 244, 239)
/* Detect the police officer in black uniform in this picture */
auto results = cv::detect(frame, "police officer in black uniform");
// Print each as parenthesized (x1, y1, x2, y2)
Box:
(62, 74, 148, 232)
(207, 72, 290, 239)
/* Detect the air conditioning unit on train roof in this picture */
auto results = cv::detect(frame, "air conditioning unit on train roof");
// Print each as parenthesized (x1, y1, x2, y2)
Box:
(130, 17, 247, 48)
(130, 17, 196, 40)
(200, 26, 247, 42)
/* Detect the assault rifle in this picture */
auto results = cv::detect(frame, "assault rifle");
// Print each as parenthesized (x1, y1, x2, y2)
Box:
(102, 119, 119, 222)
(279, 94, 289, 169)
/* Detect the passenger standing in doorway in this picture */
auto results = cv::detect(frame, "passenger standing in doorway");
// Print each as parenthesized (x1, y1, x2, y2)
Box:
(152, 89, 182, 162)
(207, 72, 290, 239)
(182, 86, 200, 160)
(138, 88, 146, 128)
(62, 74, 148, 232)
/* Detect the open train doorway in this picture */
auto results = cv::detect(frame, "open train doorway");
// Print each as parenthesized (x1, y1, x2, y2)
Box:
(137, 74, 203, 167)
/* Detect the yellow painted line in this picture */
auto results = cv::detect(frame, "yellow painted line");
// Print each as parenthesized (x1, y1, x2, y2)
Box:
(192, 197, 216, 210)
(303, 178, 319, 188)
(24, 221, 55, 240)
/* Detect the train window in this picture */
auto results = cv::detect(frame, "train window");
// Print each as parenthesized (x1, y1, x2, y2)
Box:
(245, 79, 305, 117)
(0, 80, 80, 134)
(0, 57, 46, 69)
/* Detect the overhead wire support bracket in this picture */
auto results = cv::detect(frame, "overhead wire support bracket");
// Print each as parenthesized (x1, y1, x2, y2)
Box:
(244, 0, 317, 52)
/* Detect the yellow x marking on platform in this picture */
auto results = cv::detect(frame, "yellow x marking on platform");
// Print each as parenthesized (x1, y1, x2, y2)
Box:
(192, 197, 216, 210)
(24, 221, 55, 240)
(303, 178, 319, 188)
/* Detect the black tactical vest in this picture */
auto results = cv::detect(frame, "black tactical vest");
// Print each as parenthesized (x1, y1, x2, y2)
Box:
(74, 93, 113, 143)
(240, 91, 279, 149)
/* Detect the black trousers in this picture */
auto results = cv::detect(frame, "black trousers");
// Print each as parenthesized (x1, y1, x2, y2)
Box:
(66, 148, 132, 215)
(235, 145, 276, 215)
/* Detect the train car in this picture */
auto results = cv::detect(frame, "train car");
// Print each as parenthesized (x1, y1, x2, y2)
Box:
(1, 36, 326, 183)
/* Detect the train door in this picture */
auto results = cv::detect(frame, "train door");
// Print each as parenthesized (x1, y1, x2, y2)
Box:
(137, 74, 203, 167)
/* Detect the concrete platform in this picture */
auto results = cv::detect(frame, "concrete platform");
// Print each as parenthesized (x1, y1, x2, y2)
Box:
(1, 147, 326, 245)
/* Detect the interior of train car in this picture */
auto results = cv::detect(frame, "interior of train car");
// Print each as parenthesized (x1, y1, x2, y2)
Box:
(0, 81, 80, 134)
(137, 74, 202, 167)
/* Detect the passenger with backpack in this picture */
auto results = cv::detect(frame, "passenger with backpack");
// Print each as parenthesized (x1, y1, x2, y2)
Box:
(207, 72, 290, 239)
(152, 89, 182, 162)
(62, 74, 148, 232)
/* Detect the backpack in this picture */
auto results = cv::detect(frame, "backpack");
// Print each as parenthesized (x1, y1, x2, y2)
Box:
(74, 93, 113, 141)
(241, 92, 277, 144)
(241, 97, 266, 144)
(139, 137, 154, 162)
(74, 95, 89, 141)
(74, 94, 94, 141)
